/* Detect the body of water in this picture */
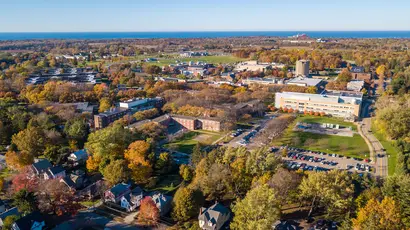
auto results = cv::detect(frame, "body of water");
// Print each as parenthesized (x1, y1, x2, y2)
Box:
(1, 31, 410, 40)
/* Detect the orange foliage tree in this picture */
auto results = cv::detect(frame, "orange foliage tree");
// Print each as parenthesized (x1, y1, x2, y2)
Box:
(138, 197, 160, 226)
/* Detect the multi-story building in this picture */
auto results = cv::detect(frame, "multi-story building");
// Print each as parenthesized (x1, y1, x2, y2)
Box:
(351, 66, 372, 81)
(94, 97, 164, 129)
(275, 91, 363, 119)
(94, 108, 129, 129)
(170, 115, 222, 132)
(295, 60, 310, 76)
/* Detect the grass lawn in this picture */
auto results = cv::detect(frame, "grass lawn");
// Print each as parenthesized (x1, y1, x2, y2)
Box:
(148, 174, 182, 194)
(272, 117, 369, 158)
(296, 115, 357, 131)
(164, 130, 224, 154)
(371, 124, 398, 175)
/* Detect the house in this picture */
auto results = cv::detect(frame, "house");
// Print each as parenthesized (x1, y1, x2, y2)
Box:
(151, 193, 172, 216)
(44, 166, 66, 180)
(60, 170, 88, 191)
(12, 211, 46, 230)
(31, 160, 52, 176)
(104, 183, 131, 203)
(120, 187, 144, 212)
(198, 203, 231, 230)
(67, 149, 88, 164)
(0, 207, 19, 228)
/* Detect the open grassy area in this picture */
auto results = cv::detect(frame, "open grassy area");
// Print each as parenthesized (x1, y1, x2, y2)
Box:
(371, 124, 398, 175)
(149, 174, 182, 194)
(296, 115, 357, 131)
(164, 130, 224, 154)
(273, 116, 369, 158)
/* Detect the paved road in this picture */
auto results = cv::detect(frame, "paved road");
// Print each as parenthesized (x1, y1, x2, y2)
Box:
(361, 118, 388, 177)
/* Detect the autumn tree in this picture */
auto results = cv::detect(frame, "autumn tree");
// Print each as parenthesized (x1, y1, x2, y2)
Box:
(98, 97, 112, 112)
(172, 187, 204, 222)
(11, 167, 39, 192)
(5, 151, 34, 170)
(124, 140, 153, 183)
(352, 197, 403, 230)
(3, 215, 19, 230)
(230, 185, 280, 230)
(36, 179, 81, 216)
(138, 197, 160, 226)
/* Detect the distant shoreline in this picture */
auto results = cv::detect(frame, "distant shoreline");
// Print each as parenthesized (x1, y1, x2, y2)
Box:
(1, 31, 410, 40)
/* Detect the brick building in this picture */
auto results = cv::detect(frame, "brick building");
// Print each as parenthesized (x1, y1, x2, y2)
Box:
(171, 115, 222, 132)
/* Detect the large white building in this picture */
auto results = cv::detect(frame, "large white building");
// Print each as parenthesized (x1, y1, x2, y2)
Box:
(275, 91, 363, 119)
(286, 76, 323, 87)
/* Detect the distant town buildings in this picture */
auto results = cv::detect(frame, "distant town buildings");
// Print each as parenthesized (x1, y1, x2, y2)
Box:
(295, 60, 310, 77)
(235, 61, 271, 72)
(275, 91, 363, 119)
(180, 51, 209, 57)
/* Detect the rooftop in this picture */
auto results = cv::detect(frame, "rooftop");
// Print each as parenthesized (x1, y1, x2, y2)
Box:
(277, 91, 363, 105)
(286, 76, 322, 87)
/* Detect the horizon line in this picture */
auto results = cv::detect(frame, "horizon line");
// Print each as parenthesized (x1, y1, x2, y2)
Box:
(2, 30, 410, 33)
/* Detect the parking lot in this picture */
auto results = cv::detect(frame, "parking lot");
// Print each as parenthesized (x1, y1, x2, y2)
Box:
(226, 114, 276, 148)
(275, 146, 375, 175)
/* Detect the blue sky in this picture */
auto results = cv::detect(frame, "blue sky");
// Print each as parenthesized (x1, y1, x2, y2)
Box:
(1, 0, 409, 32)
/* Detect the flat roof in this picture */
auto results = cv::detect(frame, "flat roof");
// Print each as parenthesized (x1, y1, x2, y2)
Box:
(286, 76, 322, 87)
(277, 91, 362, 105)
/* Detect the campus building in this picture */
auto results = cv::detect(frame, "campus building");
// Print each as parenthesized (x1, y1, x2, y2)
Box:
(94, 97, 164, 129)
(171, 115, 222, 132)
(275, 91, 363, 119)
(242, 77, 284, 85)
(285, 76, 323, 88)
(295, 60, 310, 76)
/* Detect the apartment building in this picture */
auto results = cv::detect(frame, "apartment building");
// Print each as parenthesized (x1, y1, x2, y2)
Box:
(171, 115, 222, 132)
(275, 91, 363, 119)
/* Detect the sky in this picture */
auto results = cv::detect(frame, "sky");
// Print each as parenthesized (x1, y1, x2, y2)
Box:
(1, 0, 410, 32)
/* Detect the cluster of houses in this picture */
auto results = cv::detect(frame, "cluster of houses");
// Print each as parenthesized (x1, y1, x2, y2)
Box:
(104, 183, 231, 230)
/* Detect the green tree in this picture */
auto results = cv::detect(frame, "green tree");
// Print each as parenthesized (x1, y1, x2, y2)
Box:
(172, 187, 204, 222)
(12, 127, 46, 157)
(85, 124, 134, 171)
(12, 189, 37, 215)
(64, 118, 89, 148)
(230, 185, 280, 230)
(179, 164, 194, 182)
(191, 143, 205, 166)
(102, 159, 130, 186)
(383, 174, 410, 227)
(299, 170, 354, 218)
(155, 152, 173, 174)
(305, 86, 317, 94)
